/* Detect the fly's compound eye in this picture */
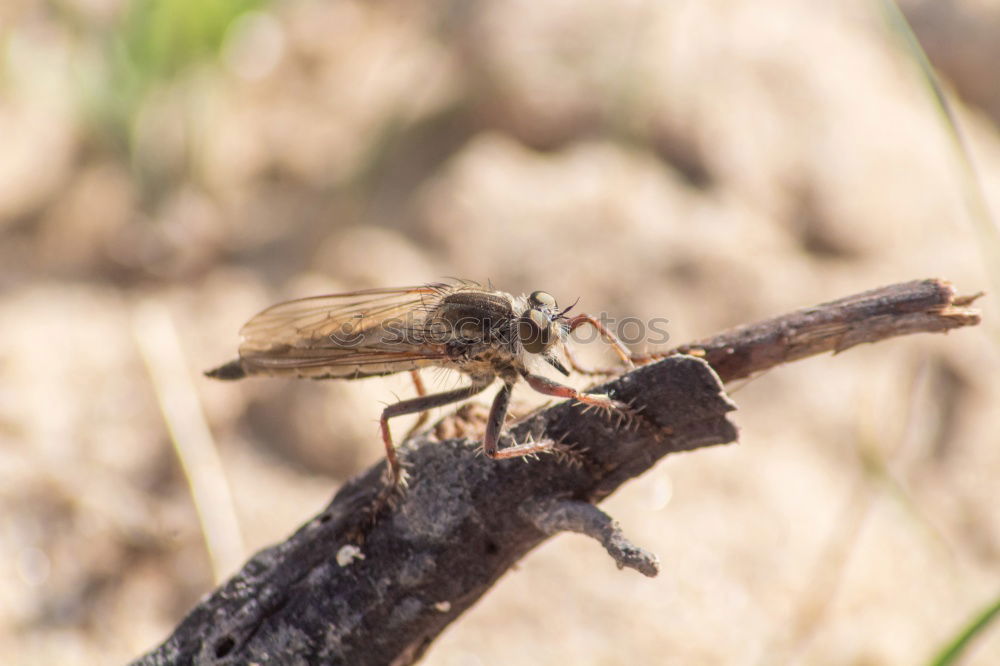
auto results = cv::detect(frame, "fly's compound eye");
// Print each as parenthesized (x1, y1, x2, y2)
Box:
(518, 309, 553, 354)
(529, 291, 557, 310)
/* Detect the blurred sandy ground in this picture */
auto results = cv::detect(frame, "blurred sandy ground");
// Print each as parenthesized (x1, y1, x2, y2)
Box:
(1, 0, 999, 664)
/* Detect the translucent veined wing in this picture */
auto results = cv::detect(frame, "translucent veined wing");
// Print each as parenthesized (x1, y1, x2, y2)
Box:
(237, 284, 456, 378)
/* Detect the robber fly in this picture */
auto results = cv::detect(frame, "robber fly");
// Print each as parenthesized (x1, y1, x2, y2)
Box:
(206, 282, 634, 487)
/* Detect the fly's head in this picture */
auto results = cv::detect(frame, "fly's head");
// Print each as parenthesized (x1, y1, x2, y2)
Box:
(517, 290, 571, 376)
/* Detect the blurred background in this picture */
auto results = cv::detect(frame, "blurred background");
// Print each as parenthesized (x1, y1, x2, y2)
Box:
(2, 0, 999, 664)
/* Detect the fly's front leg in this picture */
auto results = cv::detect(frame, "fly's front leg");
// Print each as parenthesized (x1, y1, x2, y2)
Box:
(481, 382, 556, 460)
(380, 378, 493, 487)
(562, 343, 621, 377)
(567, 314, 635, 371)
(625, 350, 674, 365)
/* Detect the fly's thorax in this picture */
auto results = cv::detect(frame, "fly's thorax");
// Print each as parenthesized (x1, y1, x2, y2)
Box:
(427, 287, 568, 373)
(469, 347, 522, 381)
(430, 289, 519, 348)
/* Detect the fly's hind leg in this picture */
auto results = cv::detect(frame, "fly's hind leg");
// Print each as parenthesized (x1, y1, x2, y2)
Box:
(362, 377, 493, 525)
(403, 370, 430, 441)
(379, 376, 494, 490)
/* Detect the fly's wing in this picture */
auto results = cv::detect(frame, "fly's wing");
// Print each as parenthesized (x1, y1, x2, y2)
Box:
(234, 285, 453, 379)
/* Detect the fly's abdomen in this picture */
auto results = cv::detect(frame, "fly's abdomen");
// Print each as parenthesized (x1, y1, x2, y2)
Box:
(204, 359, 247, 380)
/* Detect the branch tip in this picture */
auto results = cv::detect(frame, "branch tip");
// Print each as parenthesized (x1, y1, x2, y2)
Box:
(952, 291, 984, 308)
(522, 498, 660, 577)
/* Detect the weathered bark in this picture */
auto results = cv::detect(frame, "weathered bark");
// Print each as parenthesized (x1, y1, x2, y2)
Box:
(133, 278, 980, 666)
(661, 278, 981, 383)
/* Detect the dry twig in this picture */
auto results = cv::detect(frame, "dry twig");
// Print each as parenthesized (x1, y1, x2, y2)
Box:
(133, 278, 980, 666)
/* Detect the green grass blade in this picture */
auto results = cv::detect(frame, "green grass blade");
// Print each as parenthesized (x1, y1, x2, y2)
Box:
(878, 0, 1000, 335)
(929, 593, 1000, 666)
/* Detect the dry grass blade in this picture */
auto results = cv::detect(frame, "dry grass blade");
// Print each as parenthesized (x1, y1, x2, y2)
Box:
(133, 300, 245, 583)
